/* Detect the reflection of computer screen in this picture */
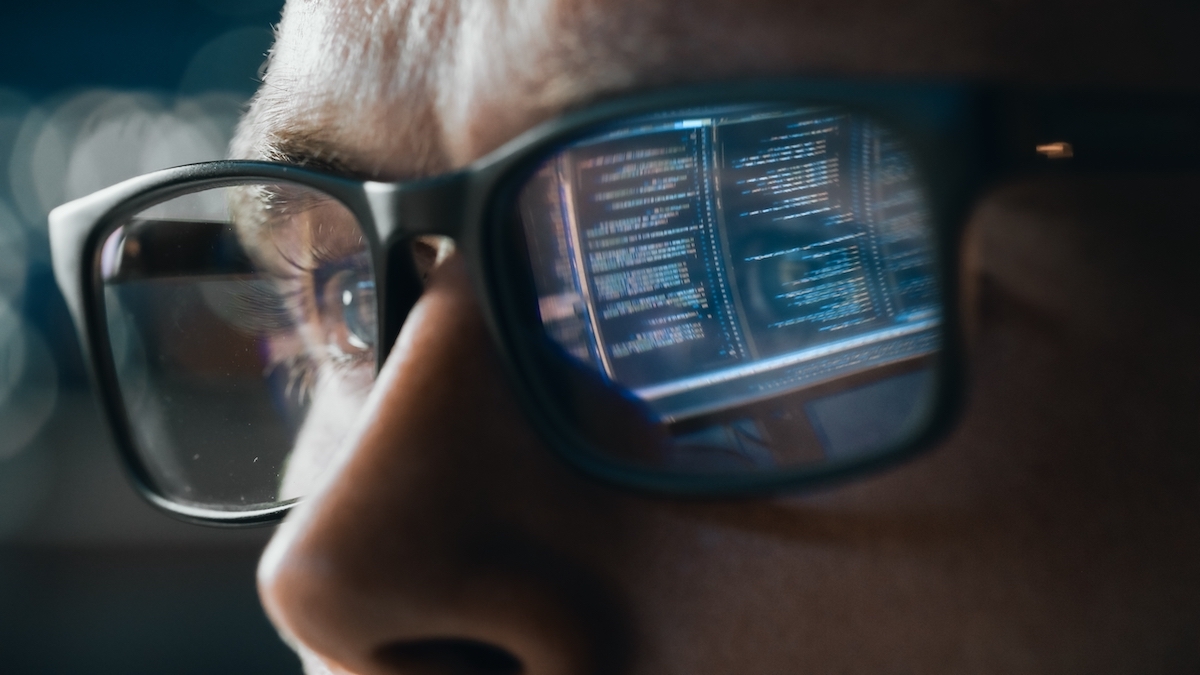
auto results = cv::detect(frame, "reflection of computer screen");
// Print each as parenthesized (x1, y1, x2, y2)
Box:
(521, 107, 941, 422)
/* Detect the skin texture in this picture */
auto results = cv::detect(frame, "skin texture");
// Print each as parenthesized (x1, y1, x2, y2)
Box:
(232, 1, 1200, 673)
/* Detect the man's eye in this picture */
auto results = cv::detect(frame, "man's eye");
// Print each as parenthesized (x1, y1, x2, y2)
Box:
(321, 268, 377, 353)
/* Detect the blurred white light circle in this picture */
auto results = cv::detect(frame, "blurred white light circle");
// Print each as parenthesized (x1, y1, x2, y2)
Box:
(0, 300, 52, 537)
(0, 88, 34, 209)
(0, 299, 24, 408)
(8, 104, 51, 228)
(0, 299, 58, 460)
(64, 93, 167, 200)
(176, 91, 245, 137)
(0, 199, 27, 302)
(10, 89, 113, 225)
(12, 89, 246, 225)
(140, 96, 241, 173)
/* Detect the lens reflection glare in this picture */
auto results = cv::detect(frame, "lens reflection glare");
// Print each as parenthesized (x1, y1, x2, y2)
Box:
(516, 104, 943, 475)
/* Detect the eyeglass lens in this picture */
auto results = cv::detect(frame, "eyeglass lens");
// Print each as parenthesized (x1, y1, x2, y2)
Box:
(513, 104, 945, 475)
(99, 182, 375, 511)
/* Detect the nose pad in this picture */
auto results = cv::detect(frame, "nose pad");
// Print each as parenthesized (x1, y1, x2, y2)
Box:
(379, 236, 454, 362)
(374, 236, 441, 362)
(258, 251, 635, 675)
(410, 235, 458, 279)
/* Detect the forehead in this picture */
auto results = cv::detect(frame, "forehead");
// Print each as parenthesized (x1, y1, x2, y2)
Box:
(235, 0, 1200, 177)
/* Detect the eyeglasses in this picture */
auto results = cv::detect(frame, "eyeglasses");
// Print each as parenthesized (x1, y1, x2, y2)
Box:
(49, 80, 1200, 524)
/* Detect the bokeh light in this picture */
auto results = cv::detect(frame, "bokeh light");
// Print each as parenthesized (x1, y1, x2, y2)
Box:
(0, 5, 274, 538)
(0, 4, 297, 672)
(0, 91, 245, 474)
(0, 298, 58, 462)
(0, 198, 27, 302)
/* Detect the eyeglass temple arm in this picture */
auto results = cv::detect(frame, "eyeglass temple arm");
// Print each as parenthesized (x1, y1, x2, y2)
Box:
(986, 89, 1200, 172)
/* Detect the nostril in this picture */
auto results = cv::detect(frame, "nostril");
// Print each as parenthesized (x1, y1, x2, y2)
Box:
(375, 639, 523, 675)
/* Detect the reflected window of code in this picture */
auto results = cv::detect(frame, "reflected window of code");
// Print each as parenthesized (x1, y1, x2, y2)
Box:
(520, 107, 942, 421)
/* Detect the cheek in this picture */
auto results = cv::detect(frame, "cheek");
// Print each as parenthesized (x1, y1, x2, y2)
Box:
(930, 178, 1200, 535)
(280, 367, 375, 501)
(968, 177, 1200, 380)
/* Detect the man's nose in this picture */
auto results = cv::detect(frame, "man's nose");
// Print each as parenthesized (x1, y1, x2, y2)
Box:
(257, 253, 635, 675)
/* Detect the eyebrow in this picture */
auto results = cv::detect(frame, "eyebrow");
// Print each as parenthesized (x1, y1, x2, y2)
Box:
(235, 90, 455, 184)
(257, 131, 376, 180)
(231, 93, 392, 179)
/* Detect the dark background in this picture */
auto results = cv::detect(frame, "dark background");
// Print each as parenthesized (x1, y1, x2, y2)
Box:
(0, 1, 301, 673)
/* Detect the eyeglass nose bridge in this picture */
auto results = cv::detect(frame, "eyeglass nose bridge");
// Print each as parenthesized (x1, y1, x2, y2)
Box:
(363, 172, 475, 366)
(364, 172, 472, 244)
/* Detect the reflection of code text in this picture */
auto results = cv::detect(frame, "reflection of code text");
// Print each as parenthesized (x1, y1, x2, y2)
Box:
(610, 322, 705, 358)
(593, 262, 690, 301)
(600, 286, 708, 320)
(587, 237, 697, 273)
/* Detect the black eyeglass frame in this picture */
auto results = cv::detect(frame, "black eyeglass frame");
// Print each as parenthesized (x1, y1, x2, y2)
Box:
(49, 78, 1200, 525)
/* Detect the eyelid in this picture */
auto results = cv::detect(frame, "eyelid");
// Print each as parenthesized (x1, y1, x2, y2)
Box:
(311, 256, 371, 306)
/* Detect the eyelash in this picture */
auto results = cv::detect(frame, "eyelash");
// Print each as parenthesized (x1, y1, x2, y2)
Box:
(223, 251, 375, 406)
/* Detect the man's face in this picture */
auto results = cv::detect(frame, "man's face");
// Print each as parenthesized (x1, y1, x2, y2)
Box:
(235, 1, 1200, 673)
